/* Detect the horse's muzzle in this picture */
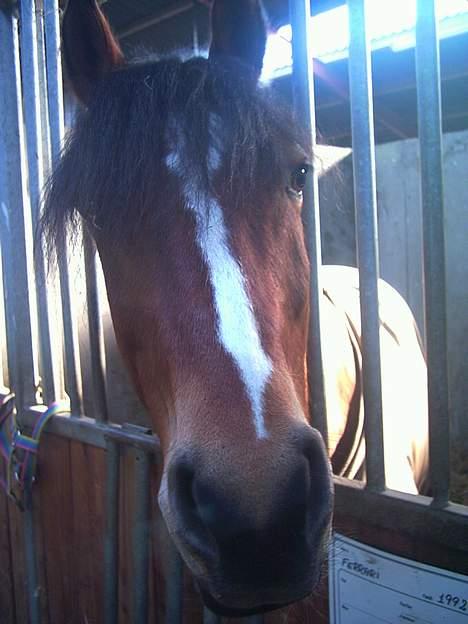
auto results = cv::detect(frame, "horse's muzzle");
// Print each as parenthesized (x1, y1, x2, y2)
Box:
(161, 426, 334, 613)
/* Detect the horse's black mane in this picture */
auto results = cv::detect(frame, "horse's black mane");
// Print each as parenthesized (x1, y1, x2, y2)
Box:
(41, 55, 310, 249)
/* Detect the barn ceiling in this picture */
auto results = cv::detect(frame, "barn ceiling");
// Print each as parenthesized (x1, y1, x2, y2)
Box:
(102, 0, 346, 34)
(97, 0, 468, 146)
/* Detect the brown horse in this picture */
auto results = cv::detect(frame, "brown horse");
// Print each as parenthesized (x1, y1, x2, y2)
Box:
(42, 0, 428, 616)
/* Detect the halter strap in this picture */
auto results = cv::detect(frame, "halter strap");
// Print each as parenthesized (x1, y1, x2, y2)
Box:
(0, 395, 70, 510)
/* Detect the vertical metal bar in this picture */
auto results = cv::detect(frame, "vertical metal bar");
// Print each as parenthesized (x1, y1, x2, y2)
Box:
(203, 607, 222, 624)
(289, 0, 328, 445)
(0, 14, 43, 623)
(23, 486, 41, 624)
(0, 100, 11, 391)
(43, 0, 83, 414)
(0, 10, 39, 410)
(20, 0, 62, 405)
(347, 0, 386, 490)
(43, 0, 64, 165)
(0, 252, 6, 387)
(0, 194, 17, 395)
(84, 233, 108, 422)
(415, 0, 450, 507)
(133, 449, 151, 623)
(36, 5, 52, 175)
(104, 440, 120, 624)
(165, 542, 184, 624)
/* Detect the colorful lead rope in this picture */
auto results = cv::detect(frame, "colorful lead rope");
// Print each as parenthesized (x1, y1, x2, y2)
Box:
(0, 394, 69, 509)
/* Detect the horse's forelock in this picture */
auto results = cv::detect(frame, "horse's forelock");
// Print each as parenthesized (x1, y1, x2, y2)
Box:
(40, 55, 310, 256)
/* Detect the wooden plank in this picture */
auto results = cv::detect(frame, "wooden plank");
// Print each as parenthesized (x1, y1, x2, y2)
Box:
(118, 446, 134, 624)
(69, 439, 106, 624)
(0, 491, 16, 624)
(37, 434, 75, 624)
(7, 498, 28, 624)
(34, 481, 52, 624)
(149, 466, 164, 623)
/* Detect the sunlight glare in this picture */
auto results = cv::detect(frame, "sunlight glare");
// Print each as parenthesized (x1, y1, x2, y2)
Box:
(261, 0, 468, 80)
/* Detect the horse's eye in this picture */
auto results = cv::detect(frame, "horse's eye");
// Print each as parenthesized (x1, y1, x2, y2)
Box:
(289, 165, 310, 196)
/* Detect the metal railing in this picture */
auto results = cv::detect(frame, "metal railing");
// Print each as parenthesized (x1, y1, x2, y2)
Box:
(0, 0, 466, 623)
(415, 0, 451, 509)
(346, 0, 386, 490)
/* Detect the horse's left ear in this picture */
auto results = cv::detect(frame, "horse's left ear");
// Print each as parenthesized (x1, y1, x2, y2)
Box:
(209, 0, 267, 80)
(62, 0, 124, 105)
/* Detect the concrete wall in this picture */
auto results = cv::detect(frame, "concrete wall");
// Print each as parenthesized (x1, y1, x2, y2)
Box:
(377, 129, 468, 444)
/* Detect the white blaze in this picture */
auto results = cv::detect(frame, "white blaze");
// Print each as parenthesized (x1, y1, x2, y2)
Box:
(166, 129, 272, 439)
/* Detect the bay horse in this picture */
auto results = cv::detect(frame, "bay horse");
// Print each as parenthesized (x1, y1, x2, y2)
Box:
(42, 0, 428, 616)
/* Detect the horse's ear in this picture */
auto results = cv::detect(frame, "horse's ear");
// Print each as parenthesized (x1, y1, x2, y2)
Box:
(62, 0, 124, 105)
(209, 0, 267, 80)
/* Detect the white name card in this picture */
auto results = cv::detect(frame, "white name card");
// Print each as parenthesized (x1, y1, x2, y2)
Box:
(330, 533, 468, 623)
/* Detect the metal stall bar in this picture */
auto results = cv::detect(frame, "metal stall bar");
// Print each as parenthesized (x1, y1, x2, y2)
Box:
(289, 0, 328, 445)
(84, 234, 108, 422)
(133, 448, 151, 623)
(0, 12, 42, 624)
(0, 9, 39, 411)
(36, 4, 52, 174)
(20, 0, 62, 405)
(0, 85, 15, 395)
(415, 0, 450, 507)
(104, 439, 120, 624)
(0, 231, 16, 398)
(43, 0, 83, 414)
(166, 544, 184, 624)
(0, 253, 6, 387)
(347, 0, 385, 491)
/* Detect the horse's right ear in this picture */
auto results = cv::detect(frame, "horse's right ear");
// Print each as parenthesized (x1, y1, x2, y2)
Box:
(62, 0, 124, 105)
(209, 0, 267, 81)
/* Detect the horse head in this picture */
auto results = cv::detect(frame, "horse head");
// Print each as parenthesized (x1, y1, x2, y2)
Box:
(44, 0, 333, 615)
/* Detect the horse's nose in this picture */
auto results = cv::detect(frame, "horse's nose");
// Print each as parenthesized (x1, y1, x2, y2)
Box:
(167, 427, 333, 588)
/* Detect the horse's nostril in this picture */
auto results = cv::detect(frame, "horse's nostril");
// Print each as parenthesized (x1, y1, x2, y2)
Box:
(297, 427, 334, 532)
(174, 461, 197, 513)
(168, 459, 213, 560)
(299, 428, 331, 482)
